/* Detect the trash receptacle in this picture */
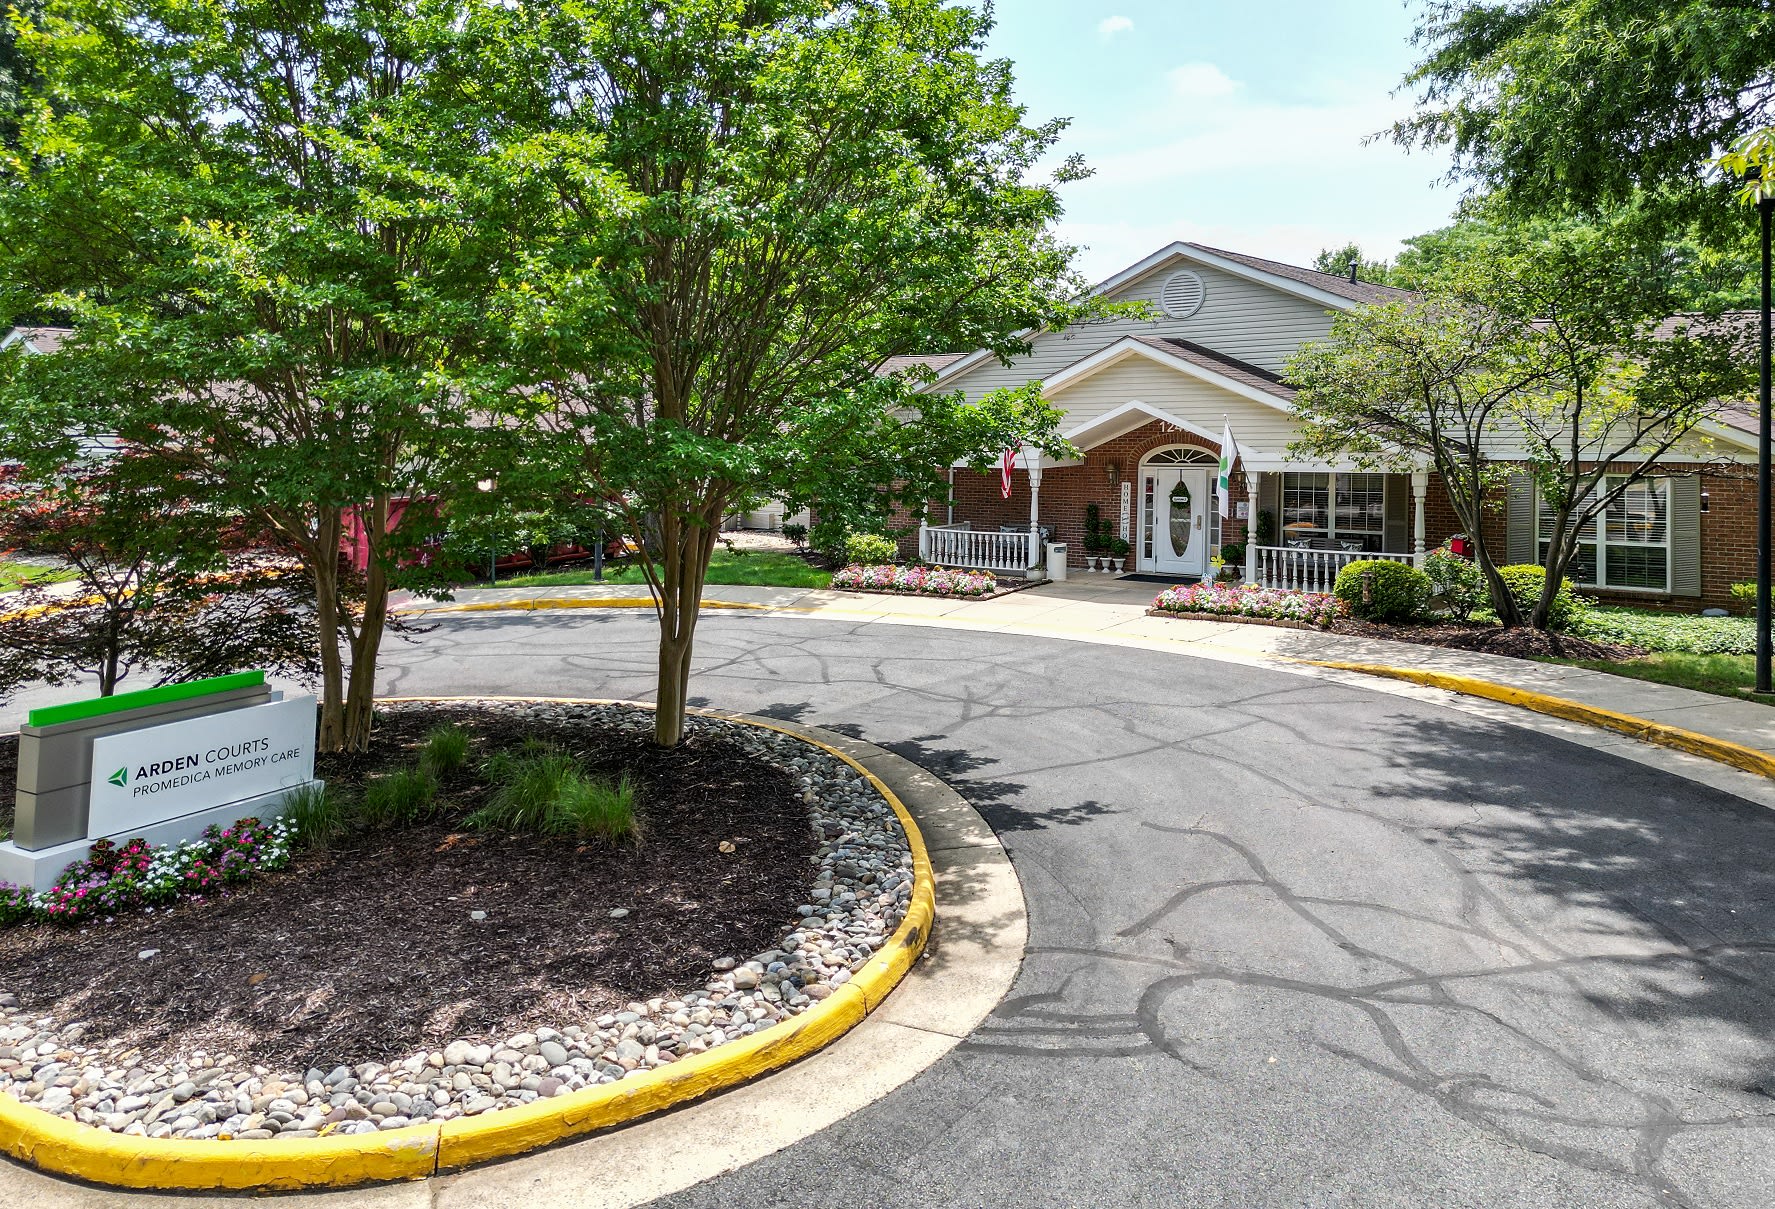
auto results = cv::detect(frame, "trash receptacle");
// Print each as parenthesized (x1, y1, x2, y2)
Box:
(1046, 542, 1068, 581)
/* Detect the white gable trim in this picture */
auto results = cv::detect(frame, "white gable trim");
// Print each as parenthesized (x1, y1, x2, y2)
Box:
(1062, 400, 1264, 456)
(922, 245, 1365, 395)
(1042, 336, 1295, 416)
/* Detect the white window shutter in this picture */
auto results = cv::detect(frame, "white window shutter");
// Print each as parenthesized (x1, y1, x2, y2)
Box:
(1506, 474, 1536, 565)
(1668, 476, 1702, 598)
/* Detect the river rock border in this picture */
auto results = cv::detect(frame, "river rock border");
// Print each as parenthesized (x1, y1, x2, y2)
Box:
(0, 701, 918, 1162)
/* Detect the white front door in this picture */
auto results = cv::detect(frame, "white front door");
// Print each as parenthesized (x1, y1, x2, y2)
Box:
(1143, 466, 1211, 577)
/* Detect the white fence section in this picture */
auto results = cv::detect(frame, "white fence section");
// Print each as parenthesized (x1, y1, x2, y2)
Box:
(1252, 547, 1420, 594)
(921, 523, 1040, 573)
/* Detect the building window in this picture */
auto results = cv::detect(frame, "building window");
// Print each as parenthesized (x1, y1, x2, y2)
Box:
(1536, 475, 1669, 592)
(1280, 472, 1385, 552)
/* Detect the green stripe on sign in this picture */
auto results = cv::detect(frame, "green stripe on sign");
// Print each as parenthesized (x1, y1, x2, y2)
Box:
(26, 671, 267, 729)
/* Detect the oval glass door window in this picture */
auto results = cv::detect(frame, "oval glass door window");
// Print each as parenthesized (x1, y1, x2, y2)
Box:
(1169, 479, 1192, 555)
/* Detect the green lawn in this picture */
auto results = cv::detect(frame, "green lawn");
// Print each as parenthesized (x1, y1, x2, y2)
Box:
(1541, 652, 1761, 701)
(0, 559, 76, 593)
(489, 548, 832, 590)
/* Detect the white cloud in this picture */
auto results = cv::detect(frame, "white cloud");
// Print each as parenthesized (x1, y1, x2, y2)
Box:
(1167, 62, 1240, 100)
(1097, 15, 1134, 38)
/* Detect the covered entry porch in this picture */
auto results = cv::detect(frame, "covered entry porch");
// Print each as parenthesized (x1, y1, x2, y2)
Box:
(922, 412, 1433, 590)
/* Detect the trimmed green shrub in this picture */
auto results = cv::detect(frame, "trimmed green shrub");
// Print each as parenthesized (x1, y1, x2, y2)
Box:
(781, 522, 808, 547)
(1730, 581, 1757, 615)
(1424, 547, 1486, 622)
(1497, 564, 1581, 631)
(842, 532, 897, 564)
(360, 767, 438, 828)
(1333, 559, 1432, 623)
(282, 782, 345, 850)
(420, 724, 471, 780)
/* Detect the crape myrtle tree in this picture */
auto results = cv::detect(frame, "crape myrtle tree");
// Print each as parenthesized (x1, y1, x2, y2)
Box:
(473, 0, 1097, 747)
(1291, 217, 1752, 631)
(0, 0, 554, 750)
(1288, 290, 1548, 627)
(1479, 220, 1752, 630)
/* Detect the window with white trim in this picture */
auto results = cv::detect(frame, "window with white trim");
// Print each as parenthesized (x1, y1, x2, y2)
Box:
(1536, 475, 1670, 591)
(1280, 472, 1386, 552)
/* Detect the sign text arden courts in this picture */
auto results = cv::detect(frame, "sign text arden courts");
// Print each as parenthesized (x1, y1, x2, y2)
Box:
(0, 671, 321, 891)
(87, 696, 315, 835)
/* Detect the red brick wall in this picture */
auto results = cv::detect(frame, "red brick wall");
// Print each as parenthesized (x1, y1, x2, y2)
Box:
(941, 421, 1246, 571)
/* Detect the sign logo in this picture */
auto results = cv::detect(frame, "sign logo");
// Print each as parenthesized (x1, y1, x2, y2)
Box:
(107, 766, 128, 788)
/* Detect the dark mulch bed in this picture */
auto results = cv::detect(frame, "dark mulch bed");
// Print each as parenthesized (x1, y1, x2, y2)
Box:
(1330, 617, 1640, 661)
(0, 704, 818, 1071)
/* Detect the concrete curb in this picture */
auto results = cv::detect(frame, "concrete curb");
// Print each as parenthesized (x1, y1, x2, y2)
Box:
(1308, 661, 1775, 781)
(409, 598, 773, 615)
(0, 700, 939, 1192)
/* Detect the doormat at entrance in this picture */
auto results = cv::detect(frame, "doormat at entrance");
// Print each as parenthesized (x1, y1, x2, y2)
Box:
(1116, 573, 1200, 585)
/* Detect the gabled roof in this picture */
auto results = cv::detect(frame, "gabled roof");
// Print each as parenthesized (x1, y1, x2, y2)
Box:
(1041, 334, 1296, 413)
(876, 352, 967, 377)
(917, 241, 1417, 394)
(0, 326, 72, 354)
(1184, 244, 1415, 307)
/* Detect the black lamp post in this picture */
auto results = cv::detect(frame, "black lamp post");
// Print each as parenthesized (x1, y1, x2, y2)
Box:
(1757, 168, 1774, 693)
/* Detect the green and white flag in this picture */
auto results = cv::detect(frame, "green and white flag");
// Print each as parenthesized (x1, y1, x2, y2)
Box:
(1216, 422, 1239, 517)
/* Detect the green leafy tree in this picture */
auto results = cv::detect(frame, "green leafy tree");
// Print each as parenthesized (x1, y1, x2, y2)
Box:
(1313, 242, 1393, 285)
(1289, 292, 1546, 626)
(0, 0, 547, 750)
(1393, 0, 1775, 228)
(1293, 217, 1753, 631)
(0, 453, 319, 701)
(478, 0, 1093, 746)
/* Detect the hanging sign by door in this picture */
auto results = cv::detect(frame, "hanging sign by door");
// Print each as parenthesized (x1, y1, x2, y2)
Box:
(1119, 482, 1131, 540)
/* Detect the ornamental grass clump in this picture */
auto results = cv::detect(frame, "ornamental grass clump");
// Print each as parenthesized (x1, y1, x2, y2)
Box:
(282, 781, 345, 850)
(1152, 582, 1344, 627)
(360, 766, 439, 828)
(471, 748, 640, 842)
(419, 724, 471, 779)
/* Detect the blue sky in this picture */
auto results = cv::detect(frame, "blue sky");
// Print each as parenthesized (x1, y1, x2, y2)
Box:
(983, 1, 1462, 282)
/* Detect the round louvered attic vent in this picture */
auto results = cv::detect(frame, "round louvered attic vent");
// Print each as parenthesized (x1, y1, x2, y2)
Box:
(1159, 269, 1206, 319)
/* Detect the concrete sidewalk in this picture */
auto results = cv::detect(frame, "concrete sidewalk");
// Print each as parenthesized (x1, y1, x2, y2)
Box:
(408, 577, 1775, 767)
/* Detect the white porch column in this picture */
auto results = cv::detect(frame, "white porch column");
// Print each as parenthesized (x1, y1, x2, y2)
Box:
(1410, 470, 1429, 561)
(1026, 451, 1044, 571)
(1244, 470, 1261, 584)
(918, 516, 929, 562)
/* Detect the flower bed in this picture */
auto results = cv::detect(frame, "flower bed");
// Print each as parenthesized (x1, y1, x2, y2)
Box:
(831, 563, 998, 598)
(0, 818, 293, 927)
(1150, 582, 1344, 627)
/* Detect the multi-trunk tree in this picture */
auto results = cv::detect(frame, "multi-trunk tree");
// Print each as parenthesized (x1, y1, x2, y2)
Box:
(1291, 217, 1752, 631)
(468, 0, 1094, 746)
(0, 0, 549, 749)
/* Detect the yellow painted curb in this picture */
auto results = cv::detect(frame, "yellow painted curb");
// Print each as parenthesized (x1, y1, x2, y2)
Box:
(1308, 661, 1775, 781)
(404, 597, 778, 616)
(0, 698, 935, 1191)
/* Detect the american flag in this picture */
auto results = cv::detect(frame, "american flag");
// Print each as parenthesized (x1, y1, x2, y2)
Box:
(1000, 442, 1021, 499)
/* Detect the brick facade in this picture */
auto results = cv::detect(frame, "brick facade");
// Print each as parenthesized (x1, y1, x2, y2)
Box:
(915, 440, 1757, 611)
(929, 421, 1247, 572)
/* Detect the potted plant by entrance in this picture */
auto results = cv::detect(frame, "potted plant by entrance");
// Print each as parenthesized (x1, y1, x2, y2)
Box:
(1083, 504, 1106, 571)
(1108, 537, 1129, 573)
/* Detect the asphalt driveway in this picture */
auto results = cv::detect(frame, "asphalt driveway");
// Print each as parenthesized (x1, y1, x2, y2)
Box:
(375, 610, 1775, 1209)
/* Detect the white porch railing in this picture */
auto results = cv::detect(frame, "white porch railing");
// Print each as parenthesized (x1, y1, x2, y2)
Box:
(1251, 546, 1420, 594)
(921, 522, 1040, 573)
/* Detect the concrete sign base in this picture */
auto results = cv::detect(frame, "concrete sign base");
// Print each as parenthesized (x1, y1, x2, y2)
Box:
(0, 780, 322, 892)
